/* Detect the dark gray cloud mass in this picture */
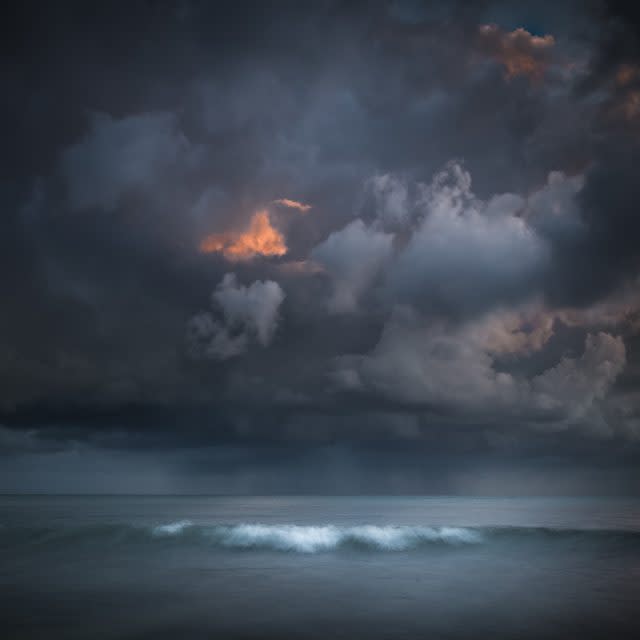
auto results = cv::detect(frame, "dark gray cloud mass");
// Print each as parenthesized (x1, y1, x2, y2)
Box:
(1, 0, 640, 494)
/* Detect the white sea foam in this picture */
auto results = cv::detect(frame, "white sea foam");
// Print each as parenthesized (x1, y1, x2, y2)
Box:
(148, 522, 483, 551)
(152, 520, 193, 536)
(212, 524, 482, 552)
(345, 525, 482, 549)
(221, 524, 343, 552)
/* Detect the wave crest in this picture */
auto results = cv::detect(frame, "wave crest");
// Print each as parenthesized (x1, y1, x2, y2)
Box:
(155, 523, 483, 552)
(3, 522, 638, 553)
(152, 520, 193, 536)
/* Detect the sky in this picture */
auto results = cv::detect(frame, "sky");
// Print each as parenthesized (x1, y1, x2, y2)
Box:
(1, 0, 640, 494)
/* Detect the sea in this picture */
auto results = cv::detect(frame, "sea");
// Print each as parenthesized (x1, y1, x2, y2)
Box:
(1, 495, 639, 639)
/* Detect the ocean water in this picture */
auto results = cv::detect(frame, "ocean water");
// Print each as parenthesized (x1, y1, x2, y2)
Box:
(1, 496, 639, 639)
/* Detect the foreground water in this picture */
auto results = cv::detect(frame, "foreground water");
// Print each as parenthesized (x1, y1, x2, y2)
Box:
(1, 495, 639, 639)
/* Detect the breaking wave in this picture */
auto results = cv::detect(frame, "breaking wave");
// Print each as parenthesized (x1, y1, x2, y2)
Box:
(153, 520, 193, 536)
(2, 522, 640, 553)
(201, 524, 481, 552)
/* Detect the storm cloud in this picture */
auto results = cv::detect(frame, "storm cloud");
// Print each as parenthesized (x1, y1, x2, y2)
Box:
(1, 0, 640, 494)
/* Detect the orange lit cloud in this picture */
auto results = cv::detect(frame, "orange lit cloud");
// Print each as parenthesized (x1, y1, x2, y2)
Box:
(607, 64, 640, 124)
(273, 198, 312, 213)
(200, 210, 287, 260)
(615, 64, 640, 87)
(476, 24, 555, 82)
(619, 91, 640, 121)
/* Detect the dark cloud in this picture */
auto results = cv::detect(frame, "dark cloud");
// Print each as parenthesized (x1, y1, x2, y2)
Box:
(1, 0, 639, 493)
(187, 273, 286, 359)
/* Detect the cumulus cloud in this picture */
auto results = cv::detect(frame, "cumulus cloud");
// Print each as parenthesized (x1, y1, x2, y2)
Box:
(312, 163, 555, 319)
(475, 24, 555, 82)
(526, 171, 585, 239)
(186, 311, 248, 361)
(311, 219, 394, 313)
(335, 306, 518, 409)
(61, 112, 202, 211)
(363, 174, 411, 229)
(386, 163, 549, 315)
(467, 306, 556, 357)
(311, 163, 595, 323)
(334, 306, 627, 434)
(532, 332, 626, 424)
(187, 274, 285, 360)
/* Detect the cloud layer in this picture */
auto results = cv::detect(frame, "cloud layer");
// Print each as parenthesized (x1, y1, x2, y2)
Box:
(2, 0, 640, 492)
